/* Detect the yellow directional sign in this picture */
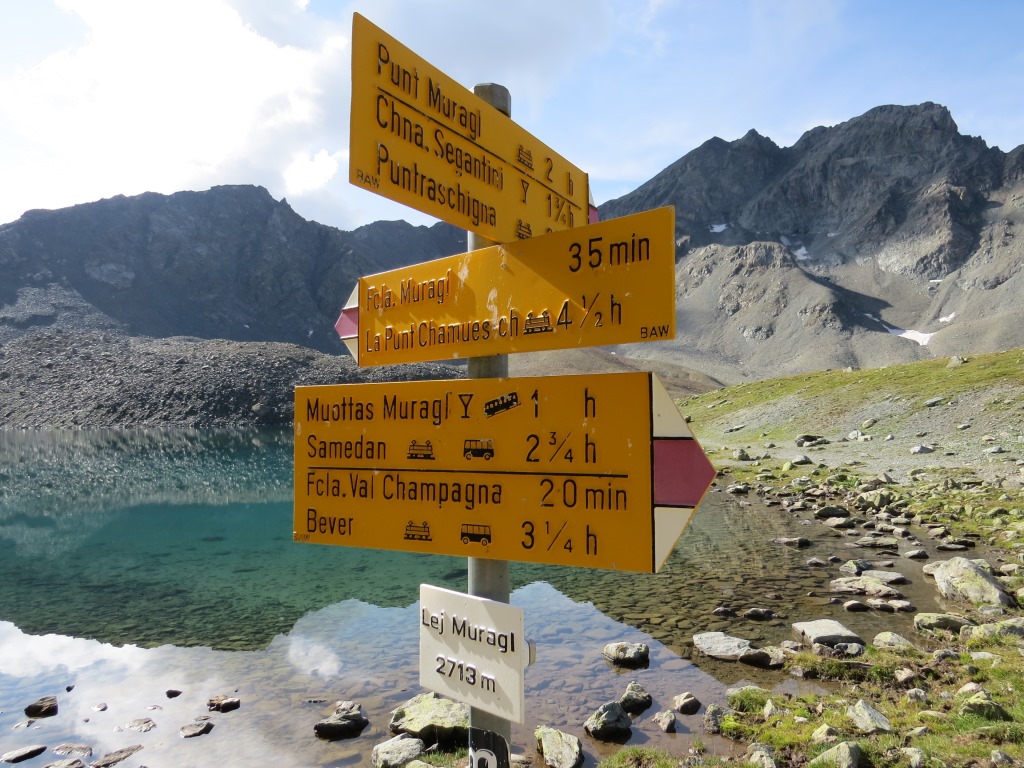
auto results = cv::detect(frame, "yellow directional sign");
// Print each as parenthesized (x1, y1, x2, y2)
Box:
(349, 13, 588, 242)
(293, 372, 715, 573)
(335, 206, 677, 366)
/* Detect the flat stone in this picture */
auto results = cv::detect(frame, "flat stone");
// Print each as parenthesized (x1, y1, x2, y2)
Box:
(793, 619, 863, 647)
(0, 746, 47, 764)
(693, 631, 753, 660)
(914, 612, 975, 632)
(829, 576, 902, 598)
(24, 696, 58, 718)
(91, 746, 143, 768)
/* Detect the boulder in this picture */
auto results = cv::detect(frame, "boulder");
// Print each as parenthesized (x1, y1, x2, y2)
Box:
(652, 711, 676, 733)
(672, 692, 701, 715)
(0, 746, 47, 764)
(847, 700, 892, 734)
(371, 734, 426, 768)
(930, 557, 1016, 607)
(534, 725, 583, 768)
(180, 718, 214, 738)
(960, 617, 1024, 643)
(618, 682, 652, 715)
(601, 642, 649, 667)
(583, 702, 631, 740)
(315, 700, 369, 741)
(389, 693, 468, 747)
(914, 613, 975, 632)
(24, 696, 58, 718)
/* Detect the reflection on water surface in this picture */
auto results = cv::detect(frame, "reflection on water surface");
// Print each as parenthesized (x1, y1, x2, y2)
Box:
(0, 428, 940, 765)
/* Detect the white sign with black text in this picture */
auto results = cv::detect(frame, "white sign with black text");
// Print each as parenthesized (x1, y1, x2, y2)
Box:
(418, 584, 531, 723)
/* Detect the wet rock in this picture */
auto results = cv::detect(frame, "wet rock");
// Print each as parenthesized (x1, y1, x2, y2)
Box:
(125, 717, 156, 733)
(180, 718, 214, 738)
(793, 619, 863, 647)
(860, 569, 908, 584)
(165, 689, 182, 698)
(772, 537, 811, 548)
(854, 535, 901, 549)
(207, 695, 240, 713)
(829, 576, 902, 598)
(314, 700, 369, 741)
(371, 734, 425, 768)
(693, 631, 753, 660)
(808, 741, 862, 768)
(672, 692, 701, 715)
(651, 711, 676, 733)
(24, 696, 58, 718)
(930, 557, 1017, 607)
(0, 746, 47, 764)
(815, 505, 850, 519)
(618, 682, 652, 715)
(866, 599, 896, 612)
(839, 559, 872, 575)
(534, 725, 583, 768)
(91, 745, 143, 767)
(51, 745, 92, 759)
(743, 607, 774, 620)
(844, 600, 870, 612)
(389, 692, 468, 747)
(712, 606, 737, 617)
(834, 643, 866, 657)
(602, 641, 649, 667)
(583, 702, 631, 740)
(847, 699, 892, 734)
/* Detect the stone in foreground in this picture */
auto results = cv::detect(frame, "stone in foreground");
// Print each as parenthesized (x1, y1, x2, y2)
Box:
(583, 702, 631, 740)
(847, 700, 892, 734)
(389, 692, 468, 747)
(808, 741, 863, 768)
(372, 734, 425, 768)
(535, 725, 583, 768)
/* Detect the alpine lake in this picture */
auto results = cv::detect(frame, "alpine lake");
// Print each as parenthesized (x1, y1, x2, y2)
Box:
(0, 428, 946, 767)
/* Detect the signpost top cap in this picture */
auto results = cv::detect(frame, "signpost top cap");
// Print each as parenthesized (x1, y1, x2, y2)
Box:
(473, 83, 511, 117)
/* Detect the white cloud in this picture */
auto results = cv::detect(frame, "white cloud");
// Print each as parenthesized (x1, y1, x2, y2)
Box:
(283, 148, 342, 196)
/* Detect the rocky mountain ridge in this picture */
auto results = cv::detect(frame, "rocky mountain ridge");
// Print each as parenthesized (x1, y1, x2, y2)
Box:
(1, 102, 1022, 388)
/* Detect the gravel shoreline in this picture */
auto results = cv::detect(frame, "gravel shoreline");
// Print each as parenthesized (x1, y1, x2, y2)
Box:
(0, 329, 463, 430)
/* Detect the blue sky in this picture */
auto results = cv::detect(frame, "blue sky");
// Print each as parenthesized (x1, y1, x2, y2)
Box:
(1, 0, 1022, 231)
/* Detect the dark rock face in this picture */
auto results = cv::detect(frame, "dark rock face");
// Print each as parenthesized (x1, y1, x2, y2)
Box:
(0, 102, 1021, 387)
(0, 185, 465, 351)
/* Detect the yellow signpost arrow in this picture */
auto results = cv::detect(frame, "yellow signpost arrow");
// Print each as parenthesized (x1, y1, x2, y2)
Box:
(293, 371, 714, 573)
(334, 206, 676, 366)
(349, 13, 589, 242)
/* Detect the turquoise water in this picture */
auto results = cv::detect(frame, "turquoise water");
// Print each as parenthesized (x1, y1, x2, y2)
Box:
(0, 428, 934, 767)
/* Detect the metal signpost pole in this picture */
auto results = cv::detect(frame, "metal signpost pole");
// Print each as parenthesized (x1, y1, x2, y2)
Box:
(467, 82, 511, 746)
